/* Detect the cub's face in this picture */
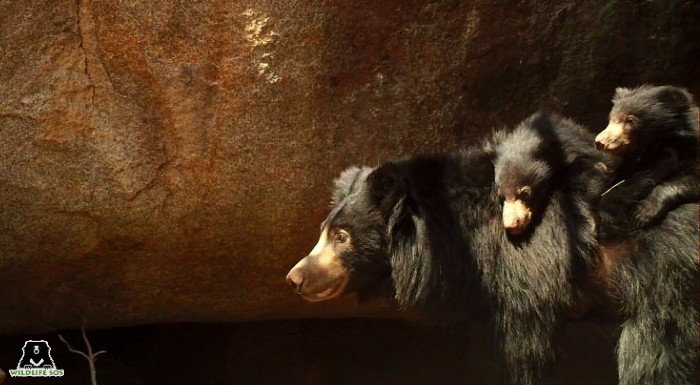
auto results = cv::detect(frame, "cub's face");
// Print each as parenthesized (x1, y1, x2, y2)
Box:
(595, 85, 696, 155)
(286, 168, 390, 302)
(495, 158, 550, 235)
(498, 184, 534, 235)
(595, 109, 637, 155)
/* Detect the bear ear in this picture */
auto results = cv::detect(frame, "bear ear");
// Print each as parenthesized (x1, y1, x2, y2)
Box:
(655, 86, 692, 112)
(613, 87, 633, 102)
(528, 113, 560, 155)
(387, 197, 433, 310)
(331, 166, 371, 205)
(367, 162, 405, 205)
(528, 111, 554, 132)
(482, 128, 508, 161)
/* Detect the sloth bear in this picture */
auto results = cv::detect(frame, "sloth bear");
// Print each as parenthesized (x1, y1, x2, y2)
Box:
(595, 85, 699, 385)
(287, 113, 610, 385)
(595, 85, 699, 228)
(489, 113, 611, 237)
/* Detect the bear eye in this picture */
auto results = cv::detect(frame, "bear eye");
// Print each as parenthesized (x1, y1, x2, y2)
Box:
(335, 231, 348, 244)
(518, 186, 532, 200)
(624, 116, 636, 125)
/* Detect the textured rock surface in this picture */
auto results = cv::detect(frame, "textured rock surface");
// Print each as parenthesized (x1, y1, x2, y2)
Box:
(1, 0, 698, 333)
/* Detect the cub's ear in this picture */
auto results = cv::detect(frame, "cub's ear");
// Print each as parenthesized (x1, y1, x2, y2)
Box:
(655, 86, 693, 112)
(528, 112, 560, 155)
(482, 128, 507, 160)
(528, 112, 554, 133)
(332, 166, 372, 205)
(613, 87, 633, 102)
(367, 162, 405, 206)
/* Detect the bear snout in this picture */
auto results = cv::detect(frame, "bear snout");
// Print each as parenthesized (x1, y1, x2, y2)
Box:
(285, 253, 349, 302)
(286, 264, 305, 294)
(502, 199, 531, 234)
(594, 131, 611, 151)
(594, 139, 605, 151)
(595, 121, 631, 154)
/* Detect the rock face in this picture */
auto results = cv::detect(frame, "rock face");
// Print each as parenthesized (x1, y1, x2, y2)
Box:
(0, 1, 698, 333)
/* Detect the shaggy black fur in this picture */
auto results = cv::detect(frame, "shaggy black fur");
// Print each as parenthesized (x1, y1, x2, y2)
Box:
(321, 124, 608, 384)
(487, 113, 612, 266)
(599, 178, 698, 385)
(486, 112, 617, 323)
(596, 85, 700, 385)
(615, 204, 699, 385)
(306, 96, 698, 384)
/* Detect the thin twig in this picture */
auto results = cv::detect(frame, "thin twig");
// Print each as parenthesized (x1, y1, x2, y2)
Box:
(58, 334, 90, 360)
(81, 324, 106, 359)
(600, 179, 626, 196)
(58, 323, 105, 385)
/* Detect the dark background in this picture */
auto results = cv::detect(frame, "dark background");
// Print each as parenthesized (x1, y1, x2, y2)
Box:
(0, 318, 619, 385)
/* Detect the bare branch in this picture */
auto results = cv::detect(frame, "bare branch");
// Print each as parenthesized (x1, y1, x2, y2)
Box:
(58, 321, 105, 385)
(81, 323, 94, 357)
(58, 334, 90, 360)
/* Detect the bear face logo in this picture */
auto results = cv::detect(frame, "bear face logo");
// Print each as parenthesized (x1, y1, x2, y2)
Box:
(16, 340, 56, 370)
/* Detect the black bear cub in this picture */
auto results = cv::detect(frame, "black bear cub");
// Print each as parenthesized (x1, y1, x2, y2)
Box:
(595, 85, 699, 228)
(490, 113, 611, 236)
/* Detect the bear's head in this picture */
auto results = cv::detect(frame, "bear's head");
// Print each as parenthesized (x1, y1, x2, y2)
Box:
(286, 160, 447, 309)
(595, 85, 698, 155)
(493, 113, 563, 235)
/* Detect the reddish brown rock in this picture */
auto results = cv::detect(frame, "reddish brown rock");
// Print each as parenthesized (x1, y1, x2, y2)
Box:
(0, 1, 698, 333)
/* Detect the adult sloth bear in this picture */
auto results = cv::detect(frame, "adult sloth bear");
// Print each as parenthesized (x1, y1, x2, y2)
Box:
(287, 113, 609, 385)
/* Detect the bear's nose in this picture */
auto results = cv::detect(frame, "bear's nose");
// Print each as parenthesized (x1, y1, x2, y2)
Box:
(594, 139, 605, 151)
(504, 220, 520, 229)
(286, 267, 304, 294)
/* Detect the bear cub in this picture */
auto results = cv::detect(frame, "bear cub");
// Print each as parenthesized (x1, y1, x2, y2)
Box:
(595, 85, 699, 228)
(489, 112, 611, 235)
